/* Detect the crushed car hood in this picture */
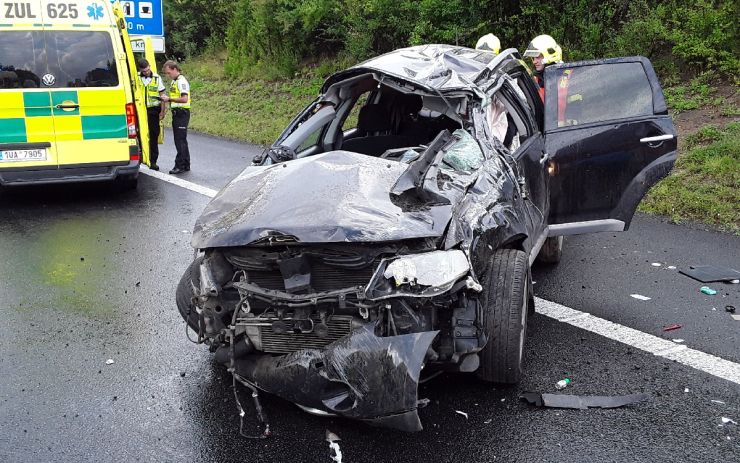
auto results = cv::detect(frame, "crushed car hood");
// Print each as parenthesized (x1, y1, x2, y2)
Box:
(192, 151, 454, 248)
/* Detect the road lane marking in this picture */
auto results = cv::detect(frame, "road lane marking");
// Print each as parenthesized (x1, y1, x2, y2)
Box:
(143, 171, 740, 386)
(140, 167, 218, 198)
(536, 297, 740, 385)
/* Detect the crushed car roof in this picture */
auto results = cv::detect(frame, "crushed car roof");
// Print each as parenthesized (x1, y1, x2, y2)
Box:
(323, 44, 520, 92)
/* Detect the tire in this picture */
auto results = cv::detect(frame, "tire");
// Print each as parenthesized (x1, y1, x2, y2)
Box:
(536, 236, 563, 264)
(476, 248, 531, 384)
(176, 257, 202, 332)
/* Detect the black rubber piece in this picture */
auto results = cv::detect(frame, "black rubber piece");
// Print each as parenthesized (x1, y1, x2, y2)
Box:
(476, 248, 531, 384)
(536, 236, 563, 264)
(176, 256, 202, 331)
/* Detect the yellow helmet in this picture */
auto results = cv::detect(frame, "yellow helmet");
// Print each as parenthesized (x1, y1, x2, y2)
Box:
(523, 34, 563, 65)
(475, 34, 501, 54)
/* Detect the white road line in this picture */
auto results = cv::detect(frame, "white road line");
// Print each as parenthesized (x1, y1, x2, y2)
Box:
(536, 297, 740, 385)
(140, 167, 218, 198)
(142, 170, 740, 386)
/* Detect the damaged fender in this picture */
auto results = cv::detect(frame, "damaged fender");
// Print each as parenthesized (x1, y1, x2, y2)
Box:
(233, 326, 439, 432)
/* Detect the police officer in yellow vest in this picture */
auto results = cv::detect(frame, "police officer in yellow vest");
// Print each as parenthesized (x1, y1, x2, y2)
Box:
(160, 60, 191, 175)
(137, 59, 166, 171)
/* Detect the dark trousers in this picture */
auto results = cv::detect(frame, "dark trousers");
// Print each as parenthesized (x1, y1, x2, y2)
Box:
(172, 109, 191, 169)
(146, 107, 161, 165)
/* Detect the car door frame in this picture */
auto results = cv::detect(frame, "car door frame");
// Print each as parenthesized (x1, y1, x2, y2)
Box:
(543, 56, 677, 236)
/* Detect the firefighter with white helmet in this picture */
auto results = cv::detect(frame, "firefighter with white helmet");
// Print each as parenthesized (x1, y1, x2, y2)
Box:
(523, 34, 563, 101)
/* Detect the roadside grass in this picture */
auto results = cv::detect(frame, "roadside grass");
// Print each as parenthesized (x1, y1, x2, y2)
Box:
(183, 55, 325, 145)
(182, 55, 739, 232)
(639, 122, 740, 233)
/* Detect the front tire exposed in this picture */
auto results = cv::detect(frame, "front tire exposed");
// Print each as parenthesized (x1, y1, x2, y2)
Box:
(476, 248, 531, 384)
(176, 257, 202, 332)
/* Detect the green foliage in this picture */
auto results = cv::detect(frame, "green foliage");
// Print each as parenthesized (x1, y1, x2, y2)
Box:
(205, 0, 739, 79)
(640, 122, 740, 232)
(164, 0, 231, 59)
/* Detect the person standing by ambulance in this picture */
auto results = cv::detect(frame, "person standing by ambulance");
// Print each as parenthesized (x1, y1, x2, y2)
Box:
(137, 58, 166, 171)
(160, 60, 191, 175)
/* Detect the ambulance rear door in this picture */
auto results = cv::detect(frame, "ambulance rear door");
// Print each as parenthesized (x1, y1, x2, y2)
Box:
(0, 1, 58, 171)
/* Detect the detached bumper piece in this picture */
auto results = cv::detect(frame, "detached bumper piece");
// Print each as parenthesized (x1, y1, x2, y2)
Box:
(234, 326, 438, 432)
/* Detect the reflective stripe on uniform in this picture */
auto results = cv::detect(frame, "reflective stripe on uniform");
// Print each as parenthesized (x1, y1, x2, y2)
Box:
(169, 75, 191, 109)
(141, 74, 164, 108)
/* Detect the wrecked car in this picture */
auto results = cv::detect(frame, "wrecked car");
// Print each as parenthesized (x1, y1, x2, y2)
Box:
(176, 45, 676, 432)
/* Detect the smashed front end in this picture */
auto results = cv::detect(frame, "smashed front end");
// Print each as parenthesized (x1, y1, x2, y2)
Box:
(189, 242, 486, 431)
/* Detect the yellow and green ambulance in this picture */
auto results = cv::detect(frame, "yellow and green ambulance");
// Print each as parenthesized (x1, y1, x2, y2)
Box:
(0, 0, 152, 189)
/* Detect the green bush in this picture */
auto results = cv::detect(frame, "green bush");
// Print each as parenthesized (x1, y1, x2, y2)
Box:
(164, 0, 739, 79)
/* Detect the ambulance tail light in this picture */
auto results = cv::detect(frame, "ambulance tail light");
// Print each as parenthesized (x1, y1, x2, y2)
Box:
(126, 103, 138, 139)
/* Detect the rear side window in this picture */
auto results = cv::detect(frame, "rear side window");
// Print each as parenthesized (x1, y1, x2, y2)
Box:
(545, 62, 653, 130)
(0, 31, 118, 89)
(0, 31, 45, 89)
(44, 31, 118, 88)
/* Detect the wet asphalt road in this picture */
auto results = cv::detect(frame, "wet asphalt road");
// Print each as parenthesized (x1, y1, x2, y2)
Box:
(1, 131, 738, 462)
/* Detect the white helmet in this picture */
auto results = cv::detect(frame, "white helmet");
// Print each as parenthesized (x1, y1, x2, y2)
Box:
(475, 34, 501, 54)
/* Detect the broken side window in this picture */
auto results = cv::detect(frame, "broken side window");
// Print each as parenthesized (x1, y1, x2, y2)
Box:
(441, 129, 485, 173)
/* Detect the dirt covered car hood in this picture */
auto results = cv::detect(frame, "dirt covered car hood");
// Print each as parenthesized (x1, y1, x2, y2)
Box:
(192, 151, 454, 248)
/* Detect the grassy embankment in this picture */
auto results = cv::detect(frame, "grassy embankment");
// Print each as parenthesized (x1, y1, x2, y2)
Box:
(182, 55, 739, 233)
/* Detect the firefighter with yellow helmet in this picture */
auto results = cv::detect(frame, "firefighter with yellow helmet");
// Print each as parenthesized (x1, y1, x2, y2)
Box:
(524, 34, 581, 127)
(475, 34, 501, 54)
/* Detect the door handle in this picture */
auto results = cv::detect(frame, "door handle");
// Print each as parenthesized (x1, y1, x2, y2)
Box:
(640, 134, 673, 144)
(55, 104, 79, 109)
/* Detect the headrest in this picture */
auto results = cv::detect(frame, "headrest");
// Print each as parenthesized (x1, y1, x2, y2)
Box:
(357, 104, 392, 133)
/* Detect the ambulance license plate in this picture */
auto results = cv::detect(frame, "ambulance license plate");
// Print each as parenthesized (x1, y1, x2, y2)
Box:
(0, 148, 47, 162)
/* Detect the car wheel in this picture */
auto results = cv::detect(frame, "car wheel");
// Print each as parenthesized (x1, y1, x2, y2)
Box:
(476, 248, 531, 384)
(176, 257, 202, 332)
(536, 236, 563, 264)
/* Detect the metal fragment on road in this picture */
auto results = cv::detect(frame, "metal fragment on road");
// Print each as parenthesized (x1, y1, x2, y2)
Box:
(631, 294, 651, 301)
(711, 400, 726, 405)
(455, 410, 469, 419)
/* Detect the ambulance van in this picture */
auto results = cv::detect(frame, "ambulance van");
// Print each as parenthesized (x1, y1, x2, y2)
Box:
(0, 0, 152, 189)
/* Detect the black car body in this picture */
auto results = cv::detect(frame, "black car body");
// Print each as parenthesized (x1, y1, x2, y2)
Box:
(177, 45, 677, 432)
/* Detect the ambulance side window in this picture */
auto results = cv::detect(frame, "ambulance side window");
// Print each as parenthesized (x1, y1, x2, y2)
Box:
(44, 31, 119, 88)
(0, 31, 45, 89)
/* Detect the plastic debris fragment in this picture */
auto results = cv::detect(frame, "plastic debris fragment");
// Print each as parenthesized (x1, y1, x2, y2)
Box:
(711, 400, 726, 405)
(326, 430, 343, 463)
(673, 339, 685, 343)
(721, 417, 737, 425)
(555, 378, 571, 390)
(725, 305, 736, 314)
(700, 286, 717, 295)
(105, 359, 115, 365)
(684, 388, 690, 393)
(651, 263, 661, 267)
(663, 324, 682, 332)
(520, 392, 649, 409)
(630, 294, 651, 301)
(455, 410, 469, 419)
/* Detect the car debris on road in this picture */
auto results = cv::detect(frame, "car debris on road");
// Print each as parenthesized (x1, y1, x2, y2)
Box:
(519, 392, 650, 409)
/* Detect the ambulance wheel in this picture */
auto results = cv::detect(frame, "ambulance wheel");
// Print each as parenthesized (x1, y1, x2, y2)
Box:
(476, 248, 531, 385)
(116, 174, 138, 191)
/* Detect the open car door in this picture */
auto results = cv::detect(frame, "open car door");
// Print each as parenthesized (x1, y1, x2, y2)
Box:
(544, 57, 676, 235)
(112, 3, 151, 166)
